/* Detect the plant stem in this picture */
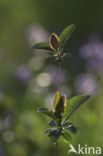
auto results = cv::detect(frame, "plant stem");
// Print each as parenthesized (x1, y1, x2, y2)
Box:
(57, 61, 62, 91)
(55, 142, 58, 156)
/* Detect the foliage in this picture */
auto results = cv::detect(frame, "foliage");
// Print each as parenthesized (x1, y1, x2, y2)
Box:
(38, 91, 90, 143)
(33, 25, 90, 153)
(33, 24, 75, 62)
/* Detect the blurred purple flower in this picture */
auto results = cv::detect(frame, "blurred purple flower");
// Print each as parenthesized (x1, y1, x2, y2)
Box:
(75, 73, 99, 94)
(86, 57, 103, 73)
(16, 65, 31, 82)
(79, 33, 103, 74)
(80, 41, 103, 59)
(26, 24, 48, 46)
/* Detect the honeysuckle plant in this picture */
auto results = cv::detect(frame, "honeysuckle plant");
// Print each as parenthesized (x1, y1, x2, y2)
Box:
(32, 24, 90, 155)
(38, 91, 90, 143)
(32, 24, 75, 62)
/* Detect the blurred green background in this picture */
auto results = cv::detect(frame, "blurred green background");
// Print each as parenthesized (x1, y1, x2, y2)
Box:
(0, 0, 103, 156)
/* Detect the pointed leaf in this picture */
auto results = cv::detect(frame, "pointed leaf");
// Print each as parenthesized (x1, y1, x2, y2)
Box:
(49, 33, 59, 51)
(63, 95, 90, 122)
(53, 91, 67, 114)
(62, 121, 72, 128)
(61, 95, 67, 112)
(45, 128, 56, 134)
(62, 122, 78, 134)
(49, 120, 57, 127)
(48, 129, 61, 143)
(55, 95, 67, 114)
(62, 132, 72, 143)
(32, 42, 53, 51)
(68, 125, 78, 134)
(53, 91, 61, 111)
(59, 24, 76, 49)
(37, 107, 56, 120)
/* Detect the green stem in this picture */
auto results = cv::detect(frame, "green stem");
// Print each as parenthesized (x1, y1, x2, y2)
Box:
(55, 142, 58, 156)
(57, 61, 62, 91)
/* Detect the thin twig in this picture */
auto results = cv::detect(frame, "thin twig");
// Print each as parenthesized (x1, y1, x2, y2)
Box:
(55, 61, 63, 91)
(55, 142, 58, 156)
(52, 60, 63, 91)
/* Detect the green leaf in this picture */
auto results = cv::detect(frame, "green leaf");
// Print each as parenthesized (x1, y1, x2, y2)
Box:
(32, 42, 53, 51)
(62, 122, 72, 128)
(63, 95, 90, 122)
(47, 129, 61, 143)
(62, 132, 72, 143)
(68, 125, 78, 134)
(53, 91, 61, 111)
(59, 24, 76, 50)
(49, 120, 57, 127)
(37, 107, 56, 120)
(62, 122, 78, 134)
(53, 91, 67, 114)
(45, 128, 61, 143)
(45, 128, 56, 134)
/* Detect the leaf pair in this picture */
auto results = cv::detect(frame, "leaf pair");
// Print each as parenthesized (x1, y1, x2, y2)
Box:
(38, 91, 90, 123)
(45, 128, 61, 143)
(53, 91, 66, 114)
(46, 128, 72, 143)
(52, 91, 90, 123)
(62, 122, 78, 134)
(38, 91, 90, 143)
(32, 24, 76, 55)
